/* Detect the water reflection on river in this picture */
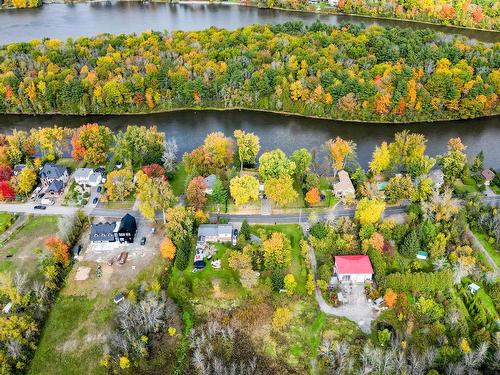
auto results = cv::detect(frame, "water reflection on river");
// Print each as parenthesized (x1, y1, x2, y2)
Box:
(0, 111, 498, 168)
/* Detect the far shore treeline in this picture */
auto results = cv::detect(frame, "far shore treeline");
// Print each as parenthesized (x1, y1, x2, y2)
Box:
(0, 21, 498, 123)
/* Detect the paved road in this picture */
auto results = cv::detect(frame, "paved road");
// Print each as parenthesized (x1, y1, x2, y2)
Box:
(0, 195, 497, 223)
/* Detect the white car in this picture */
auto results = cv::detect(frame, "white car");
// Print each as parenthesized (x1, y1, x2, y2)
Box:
(40, 198, 55, 206)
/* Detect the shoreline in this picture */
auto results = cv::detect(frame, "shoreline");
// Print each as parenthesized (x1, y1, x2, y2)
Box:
(2, 107, 499, 126)
(2, 0, 498, 35)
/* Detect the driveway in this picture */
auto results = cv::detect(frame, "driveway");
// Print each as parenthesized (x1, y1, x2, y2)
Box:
(308, 246, 378, 333)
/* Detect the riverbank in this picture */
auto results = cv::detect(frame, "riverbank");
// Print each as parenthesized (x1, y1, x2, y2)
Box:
(38, 0, 500, 33)
(2, 107, 499, 126)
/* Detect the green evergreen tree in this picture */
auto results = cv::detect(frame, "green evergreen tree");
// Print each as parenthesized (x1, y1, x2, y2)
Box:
(240, 219, 251, 241)
(399, 230, 420, 257)
(175, 239, 191, 271)
(271, 267, 284, 291)
(211, 177, 228, 206)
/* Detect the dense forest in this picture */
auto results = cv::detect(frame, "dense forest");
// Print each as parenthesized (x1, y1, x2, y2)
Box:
(255, 0, 499, 31)
(0, 22, 498, 122)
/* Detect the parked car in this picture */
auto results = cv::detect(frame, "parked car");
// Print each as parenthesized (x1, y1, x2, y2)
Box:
(97, 186, 102, 193)
(232, 229, 239, 246)
(140, 237, 147, 245)
(118, 252, 128, 265)
(34, 205, 46, 210)
(107, 256, 116, 266)
(40, 198, 55, 206)
(72, 244, 82, 258)
(92, 197, 99, 204)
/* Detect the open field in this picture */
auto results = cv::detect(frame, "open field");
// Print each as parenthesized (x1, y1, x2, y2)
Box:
(0, 215, 59, 275)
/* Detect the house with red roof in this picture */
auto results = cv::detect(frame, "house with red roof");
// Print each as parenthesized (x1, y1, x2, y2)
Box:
(334, 255, 373, 283)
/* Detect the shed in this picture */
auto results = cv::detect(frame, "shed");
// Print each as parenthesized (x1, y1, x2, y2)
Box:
(468, 283, 480, 294)
(113, 293, 125, 304)
(2, 302, 13, 314)
(334, 255, 373, 283)
(416, 251, 428, 260)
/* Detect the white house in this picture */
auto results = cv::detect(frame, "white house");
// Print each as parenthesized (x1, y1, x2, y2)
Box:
(333, 170, 355, 198)
(197, 224, 233, 244)
(74, 168, 102, 187)
(334, 255, 373, 283)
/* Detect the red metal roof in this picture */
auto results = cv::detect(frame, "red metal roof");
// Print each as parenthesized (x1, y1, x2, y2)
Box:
(334, 255, 373, 275)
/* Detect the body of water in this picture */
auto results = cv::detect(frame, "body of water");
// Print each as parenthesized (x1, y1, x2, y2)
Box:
(1, 111, 498, 168)
(0, 2, 499, 45)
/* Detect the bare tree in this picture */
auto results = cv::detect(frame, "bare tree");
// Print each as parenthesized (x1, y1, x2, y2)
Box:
(162, 138, 178, 173)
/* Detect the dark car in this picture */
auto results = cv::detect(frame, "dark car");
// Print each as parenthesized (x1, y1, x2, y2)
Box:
(97, 186, 102, 193)
(140, 237, 147, 245)
(93, 197, 99, 204)
(34, 205, 46, 210)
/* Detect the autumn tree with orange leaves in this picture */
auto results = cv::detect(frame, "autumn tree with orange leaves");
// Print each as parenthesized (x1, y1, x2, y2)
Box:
(384, 288, 397, 308)
(71, 123, 114, 165)
(160, 237, 176, 260)
(45, 236, 70, 265)
(326, 137, 356, 178)
(305, 188, 321, 206)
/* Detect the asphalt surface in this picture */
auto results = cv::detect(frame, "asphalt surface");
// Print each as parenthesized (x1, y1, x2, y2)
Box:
(0, 196, 498, 223)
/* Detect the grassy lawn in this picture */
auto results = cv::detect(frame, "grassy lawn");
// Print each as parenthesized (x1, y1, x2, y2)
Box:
(473, 230, 500, 267)
(56, 158, 82, 171)
(170, 163, 187, 196)
(104, 194, 136, 209)
(169, 242, 246, 306)
(491, 185, 500, 194)
(0, 213, 15, 235)
(28, 295, 109, 375)
(453, 178, 479, 195)
(0, 215, 59, 277)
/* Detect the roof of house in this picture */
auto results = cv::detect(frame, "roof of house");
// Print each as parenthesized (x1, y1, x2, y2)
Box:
(428, 169, 444, 184)
(118, 214, 137, 234)
(74, 168, 94, 180)
(198, 224, 233, 238)
(204, 174, 217, 189)
(333, 170, 355, 194)
(88, 172, 102, 185)
(334, 255, 373, 275)
(481, 169, 495, 181)
(46, 179, 64, 193)
(90, 222, 118, 242)
(40, 163, 67, 180)
(14, 164, 26, 173)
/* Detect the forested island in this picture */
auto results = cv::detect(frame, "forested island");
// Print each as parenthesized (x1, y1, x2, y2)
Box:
(0, 22, 498, 123)
(256, 0, 499, 31)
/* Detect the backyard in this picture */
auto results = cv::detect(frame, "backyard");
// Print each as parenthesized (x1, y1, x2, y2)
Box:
(0, 213, 15, 235)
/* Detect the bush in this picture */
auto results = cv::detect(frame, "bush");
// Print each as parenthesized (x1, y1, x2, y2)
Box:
(382, 270, 453, 293)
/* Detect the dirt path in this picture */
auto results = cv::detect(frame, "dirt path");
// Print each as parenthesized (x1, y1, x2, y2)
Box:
(0, 214, 28, 244)
(466, 229, 499, 275)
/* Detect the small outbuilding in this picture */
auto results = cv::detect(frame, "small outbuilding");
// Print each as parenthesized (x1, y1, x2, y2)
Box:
(416, 251, 428, 260)
(334, 255, 373, 283)
(468, 283, 480, 294)
(113, 293, 125, 304)
(481, 169, 495, 186)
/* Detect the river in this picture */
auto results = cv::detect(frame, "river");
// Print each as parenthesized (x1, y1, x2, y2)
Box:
(0, 2, 498, 167)
(1, 111, 498, 168)
(1, 2, 499, 45)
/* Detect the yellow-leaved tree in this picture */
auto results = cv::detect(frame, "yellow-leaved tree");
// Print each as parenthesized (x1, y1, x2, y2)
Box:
(160, 237, 176, 260)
